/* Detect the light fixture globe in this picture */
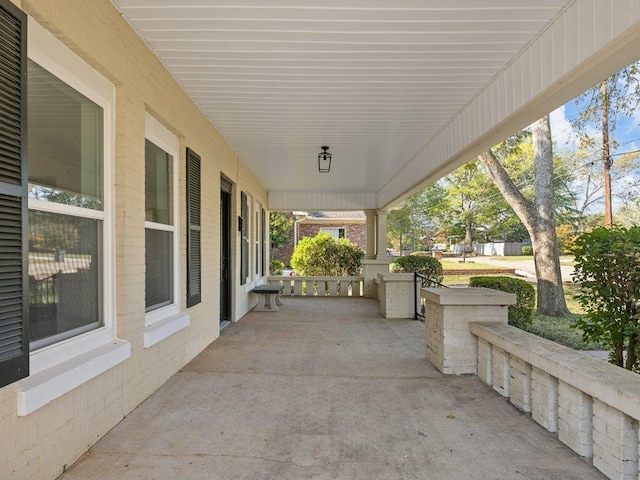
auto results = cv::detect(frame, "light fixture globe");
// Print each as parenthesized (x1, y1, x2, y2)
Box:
(318, 146, 331, 173)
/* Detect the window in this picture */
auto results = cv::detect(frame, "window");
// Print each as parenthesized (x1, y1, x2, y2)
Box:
(16, 16, 129, 416)
(261, 208, 267, 277)
(145, 129, 174, 312)
(27, 57, 105, 350)
(240, 192, 248, 285)
(321, 227, 346, 240)
(254, 205, 260, 276)
(143, 115, 188, 347)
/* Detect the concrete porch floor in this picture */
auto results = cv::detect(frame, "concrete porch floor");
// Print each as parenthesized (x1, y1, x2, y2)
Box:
(58, 297, 604, 480)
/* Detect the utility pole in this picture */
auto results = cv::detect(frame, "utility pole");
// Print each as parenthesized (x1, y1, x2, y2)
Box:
(601, 81, 613, 228)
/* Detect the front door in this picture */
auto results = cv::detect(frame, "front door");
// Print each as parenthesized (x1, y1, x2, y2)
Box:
(220, 181, 232, 324)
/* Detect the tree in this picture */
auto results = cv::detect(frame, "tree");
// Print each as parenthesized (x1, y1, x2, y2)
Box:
(290, 232, 364, 276)
(571, 60, 640, 227)
(555, 147, 640, 232)
(269, 211, 294, 249)
(616, 199, 640, 227)
(387, 184, 446, 252)
(479, 115, 570, 317)
(572, 226, 640, 370)
(442, 161, 495, 252)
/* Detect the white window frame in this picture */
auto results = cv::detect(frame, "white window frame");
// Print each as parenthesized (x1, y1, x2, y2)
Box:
(254, 201, 261, 280)
(18, 18, 130, 416)
(243, 192, 255, 291)
(321, 227, 346, 240)
(143, 113, 189, 348)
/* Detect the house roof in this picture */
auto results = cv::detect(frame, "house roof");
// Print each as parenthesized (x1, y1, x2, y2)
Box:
(307, 211, 365, 220)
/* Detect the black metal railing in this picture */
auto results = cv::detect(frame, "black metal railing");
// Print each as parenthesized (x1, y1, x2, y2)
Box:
(414, 272, 448, 321)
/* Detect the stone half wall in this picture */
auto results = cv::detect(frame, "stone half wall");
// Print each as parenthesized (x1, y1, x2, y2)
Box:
(471, 323, 640, 480)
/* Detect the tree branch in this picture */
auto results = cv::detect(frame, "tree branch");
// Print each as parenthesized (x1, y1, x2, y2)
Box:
(478, 149, 536, 231)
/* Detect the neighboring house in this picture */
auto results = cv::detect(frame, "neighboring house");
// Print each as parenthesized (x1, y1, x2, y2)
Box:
(271, 211, 366, 266)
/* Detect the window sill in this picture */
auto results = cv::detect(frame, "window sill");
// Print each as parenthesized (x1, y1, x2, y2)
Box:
(17, 338, 131, 416)
(144, 307, 190, 348)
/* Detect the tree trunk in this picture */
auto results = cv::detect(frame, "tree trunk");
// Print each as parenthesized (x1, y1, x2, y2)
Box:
(479, 115, 570, 317)
(601, 81, 613, 228)
(464, 218, 473, 252)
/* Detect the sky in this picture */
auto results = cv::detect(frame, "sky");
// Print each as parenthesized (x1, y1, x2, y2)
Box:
(547, 79, 640, 213)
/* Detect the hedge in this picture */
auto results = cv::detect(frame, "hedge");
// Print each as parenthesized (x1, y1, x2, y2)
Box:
(393, 255, 443, 285)
(469, 276, 535, 330)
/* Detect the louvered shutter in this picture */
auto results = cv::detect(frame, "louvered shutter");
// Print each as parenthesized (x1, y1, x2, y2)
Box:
(0, 0, 27, 388)
(186, 148, 201, 307)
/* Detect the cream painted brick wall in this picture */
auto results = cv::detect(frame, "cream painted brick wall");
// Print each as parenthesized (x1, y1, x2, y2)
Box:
(377, 274, 414, 319)
(422, 290, 510, 376)
(558, 381, 593, 458)
(2, 1, 269, 479)
(509, 356, 532, 413)
(492, 347, 510, 398)
(592, 399, 639, 480)
(477, 338, 492, 385)
(425, 303, 444, 372)
(531, 367, 558, 433)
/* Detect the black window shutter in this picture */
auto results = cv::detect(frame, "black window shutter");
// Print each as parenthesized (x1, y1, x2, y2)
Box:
(0, 0, 28, 388)
(186, 148, 201, 307)
(240, 192, 248, 285)
(261, 208, 266, 277)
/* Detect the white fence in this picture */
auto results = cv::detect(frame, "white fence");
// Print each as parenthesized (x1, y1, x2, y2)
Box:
(473, 242, 526, 256)
(267, 276, 364, 297)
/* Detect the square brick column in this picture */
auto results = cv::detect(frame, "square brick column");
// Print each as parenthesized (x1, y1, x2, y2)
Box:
(421, 288, 515, 375)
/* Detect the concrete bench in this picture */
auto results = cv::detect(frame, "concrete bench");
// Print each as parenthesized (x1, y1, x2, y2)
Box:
(251, 284, 284, 312)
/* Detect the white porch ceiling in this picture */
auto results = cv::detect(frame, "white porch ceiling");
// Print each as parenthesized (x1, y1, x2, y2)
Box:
(111, 0, 640, 210)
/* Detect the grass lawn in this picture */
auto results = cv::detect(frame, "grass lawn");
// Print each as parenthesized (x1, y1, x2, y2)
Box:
(529, 283, 603, 350)
(442, 274, 601, 351)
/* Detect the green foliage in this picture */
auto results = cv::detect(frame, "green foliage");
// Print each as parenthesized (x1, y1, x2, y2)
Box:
(269, 259, 285, 275)
(469, 276, 535, 330)
(387, 183, 446, 251)
(290, 232, 364, 276)
(269, 211, 294, 249)
(393, 255, 443, 285)
(571, 226, 640, 370)
(521, 246, 533, 256)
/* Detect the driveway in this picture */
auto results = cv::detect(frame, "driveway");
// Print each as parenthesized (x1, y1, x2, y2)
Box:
(475, 257, 575, 283)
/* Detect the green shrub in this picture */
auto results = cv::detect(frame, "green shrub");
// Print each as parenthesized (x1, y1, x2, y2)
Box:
(269, 259, 285, 275)
(571, 226, 640, 371)
(521, 246, 533, 256)
(393, 255, 443, 285)
(290, 232, 364, 276)
(469, 276, 535, 330)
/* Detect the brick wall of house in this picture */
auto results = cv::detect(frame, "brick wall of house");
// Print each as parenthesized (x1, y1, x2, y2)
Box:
(270, 222, 367, 267)
(300, 224, 367, 248)
(270, 228, 295, 267)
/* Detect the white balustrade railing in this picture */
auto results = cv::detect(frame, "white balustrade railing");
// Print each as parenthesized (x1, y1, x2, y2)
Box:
(267, 276, 363, 297)
(471, 322, 640, 480)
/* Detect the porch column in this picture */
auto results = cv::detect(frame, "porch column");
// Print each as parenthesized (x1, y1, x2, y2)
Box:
(362, 209, 390, 298)
(421, 288, 515, 375)
(364, 209, 376, 260)
(376, 209, 388, 259)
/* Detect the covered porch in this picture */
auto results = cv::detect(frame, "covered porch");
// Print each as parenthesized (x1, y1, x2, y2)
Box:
(58, 297, 604, 479)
